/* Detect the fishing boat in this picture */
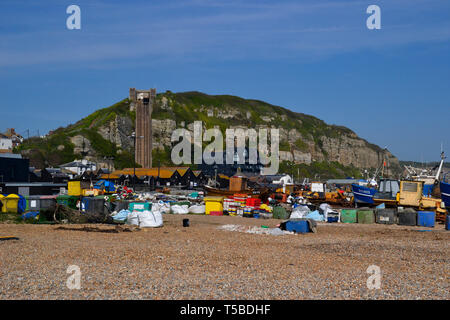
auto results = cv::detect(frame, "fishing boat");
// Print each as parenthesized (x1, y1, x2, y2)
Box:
(351, 183, 377, 205)
(373, 179, 400, 206)
(351, 179, 399, 206)
(404, 151, 446, 197)
(440, 173, 450, 209)
(203, 185, 258, 196)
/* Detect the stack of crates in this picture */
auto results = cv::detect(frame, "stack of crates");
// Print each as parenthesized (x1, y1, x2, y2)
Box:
(243, 206, 253, 218)
(223, 198, 235, 215)
(245, 197, 261, 210)
(234, 194, 248, 216)
(234, 194, 248, 206)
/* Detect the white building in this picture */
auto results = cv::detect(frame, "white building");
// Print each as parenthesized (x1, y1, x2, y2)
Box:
(0, 134, 13, 151)
(59, 159, 97, 176)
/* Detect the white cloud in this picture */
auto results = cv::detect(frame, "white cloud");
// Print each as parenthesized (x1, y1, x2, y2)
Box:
(0, 0, 449, 68)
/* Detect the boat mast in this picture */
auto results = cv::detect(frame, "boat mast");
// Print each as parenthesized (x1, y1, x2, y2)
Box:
(434, 151, 446, 181)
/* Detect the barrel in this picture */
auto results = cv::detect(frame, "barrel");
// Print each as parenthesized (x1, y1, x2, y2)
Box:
(417, 211, 435, 228)
(376, 209, 397, 225)
(398, 209, 417, 226)
(357, 209, 375, 224)
(341, 209, 357, 223)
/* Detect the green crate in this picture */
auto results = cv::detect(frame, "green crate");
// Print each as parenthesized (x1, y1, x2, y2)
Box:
(341, 209, 357, 223)
(129, 202, 151, 212)
(357, 209, 375, 224)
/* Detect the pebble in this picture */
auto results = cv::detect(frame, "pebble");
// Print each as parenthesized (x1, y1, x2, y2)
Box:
(0, 215, 448, 299)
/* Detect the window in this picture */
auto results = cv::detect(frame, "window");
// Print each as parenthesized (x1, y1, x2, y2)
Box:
(402, 182, 418, 193)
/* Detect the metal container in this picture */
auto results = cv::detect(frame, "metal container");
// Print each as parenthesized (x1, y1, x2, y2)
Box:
(26, 196, 41, 211)
(376, 209, 397, 225)
(81, 197, 105, 214)
(39, 196, 57, 211)
(398, 209, 417, 226)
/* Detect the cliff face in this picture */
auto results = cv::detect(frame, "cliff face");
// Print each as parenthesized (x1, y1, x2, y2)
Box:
(18, 91, 401, 177)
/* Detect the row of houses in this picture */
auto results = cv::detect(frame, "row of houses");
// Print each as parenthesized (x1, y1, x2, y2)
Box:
(102, 167, 208, 188)
(1, 152, 209, 188)
(0, 128, 23, 153)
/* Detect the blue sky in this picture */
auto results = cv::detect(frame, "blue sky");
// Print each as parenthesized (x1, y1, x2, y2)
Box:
(0, 0, 449, 161)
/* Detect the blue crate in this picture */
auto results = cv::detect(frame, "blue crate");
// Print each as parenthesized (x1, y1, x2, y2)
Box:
(417, 211, 435, 228)
(285, 220, 310, 233)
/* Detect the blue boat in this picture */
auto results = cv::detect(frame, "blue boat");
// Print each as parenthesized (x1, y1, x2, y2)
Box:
(440, 180, 450, 209)
(351, 184, 377, 204)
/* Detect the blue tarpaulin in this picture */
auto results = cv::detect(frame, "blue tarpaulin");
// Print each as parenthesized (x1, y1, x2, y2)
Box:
(18, 195, 26, 214)
(112, 209, 129, 223)
(305, 210, 325, 221)
(22, 211, 39, 220)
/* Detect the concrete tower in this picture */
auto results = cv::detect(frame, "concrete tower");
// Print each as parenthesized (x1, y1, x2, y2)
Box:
(129, 88, 156, 168)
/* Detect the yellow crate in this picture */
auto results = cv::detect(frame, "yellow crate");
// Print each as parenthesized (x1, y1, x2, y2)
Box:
(68, 181, 82, 196)
(204, 196, 224, 215)
(68, 181, 91, 196)
(82, 189, 100, 197)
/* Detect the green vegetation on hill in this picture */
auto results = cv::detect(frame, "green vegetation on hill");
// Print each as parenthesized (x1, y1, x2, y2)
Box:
(17, 91, 390, 177)
(17, 99, 135, 169)
(279, 161, 363, 181)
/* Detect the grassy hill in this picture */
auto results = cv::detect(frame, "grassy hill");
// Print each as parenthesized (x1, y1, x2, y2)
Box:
(16, 91, 398, 179)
